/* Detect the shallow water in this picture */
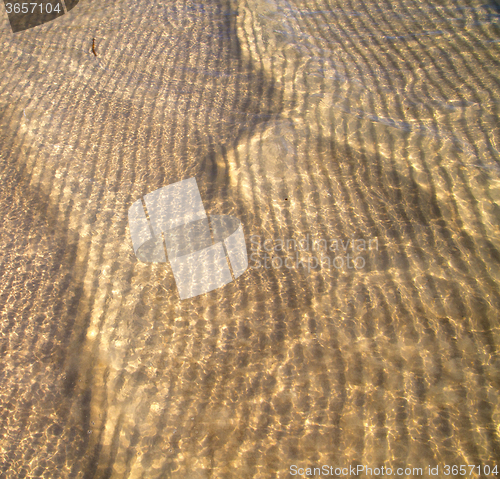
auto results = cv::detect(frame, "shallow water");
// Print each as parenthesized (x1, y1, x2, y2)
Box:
(0, 0, 499, 477)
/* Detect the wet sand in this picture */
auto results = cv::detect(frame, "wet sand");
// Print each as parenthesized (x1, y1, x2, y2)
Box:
(0, 0, 499, 477)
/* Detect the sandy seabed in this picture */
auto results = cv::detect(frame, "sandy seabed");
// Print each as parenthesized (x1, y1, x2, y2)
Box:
(0, 0, 499, 477)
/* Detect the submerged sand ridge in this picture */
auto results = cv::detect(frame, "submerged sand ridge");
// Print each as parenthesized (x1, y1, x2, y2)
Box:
(0, 0, 280, 476)
(0, 0, 499, 477)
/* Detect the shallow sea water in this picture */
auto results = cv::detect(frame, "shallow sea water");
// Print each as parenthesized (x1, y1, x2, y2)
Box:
(0, 0, 499, 477)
